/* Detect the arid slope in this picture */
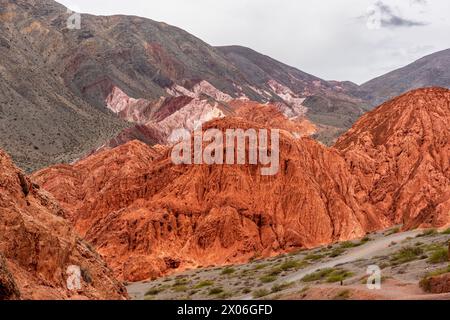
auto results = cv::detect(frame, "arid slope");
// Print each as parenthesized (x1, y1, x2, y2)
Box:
(0, 149, 127, 300)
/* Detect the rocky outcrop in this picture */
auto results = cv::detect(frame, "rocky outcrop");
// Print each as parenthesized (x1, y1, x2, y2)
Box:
(0, 149, 127, 300)
(231, 100, 317, 137)
(421, 273, 450, 294)
(105, 86, 156, 124)
(99, 98, 317, 152)
(33, 118, 386, 281)
(0, 254, 20, 300)
(335, 88, 450, 229)
(32, 88, 450, 283)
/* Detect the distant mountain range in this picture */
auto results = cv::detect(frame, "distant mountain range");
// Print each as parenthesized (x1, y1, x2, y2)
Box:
(0, 0, 449, 171)
(355, 49, 450, 107)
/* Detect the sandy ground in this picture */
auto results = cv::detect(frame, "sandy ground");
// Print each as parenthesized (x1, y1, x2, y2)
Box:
(127, 228, 450, 300)
(282, 279, 450, 300)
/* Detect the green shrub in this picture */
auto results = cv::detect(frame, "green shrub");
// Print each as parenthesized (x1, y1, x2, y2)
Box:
(340, 241, 359, 249)
(419, 277, 432, 292)
(253, 289, 270, 298)
(360, 236, 371, 244)
(422, 243, 441, 252)
(145, 287, 163, 296)
(301, 268, 353, 283)
(379, 262, 389, 269)
(252, 263, 269, 270)
(221, 267, 236, 275)
(173, 278, 190, 286)
(416, 229, 438, 237)
(208, 287, 224, 295)
(173, 285, 188, 292)
(419, 265, 450, 292)
(418, 266, 450, 293)
(271, 282, 293, 293)
(390, 246, 424, 265)
(267, 267, 283, 276)
(385, 227, 400, 236)
(194, 280, 214, 289)
(329, 248, 346, 258)
(218, 291, 233, 299)
(441, 228, 450, 235)
(428, 248, 449, 264)
(326, 269, 354, 283)
(279, 260, 306, 271)
(260, 275, 277, 283)
(301, 268, 334, 282)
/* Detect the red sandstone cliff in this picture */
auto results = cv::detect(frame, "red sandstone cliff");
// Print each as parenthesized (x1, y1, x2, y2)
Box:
(32, 88, 450, 282)
(33, 121, 384, 282)
(0, 150, 127, 300)
(335, 88, 450, 229)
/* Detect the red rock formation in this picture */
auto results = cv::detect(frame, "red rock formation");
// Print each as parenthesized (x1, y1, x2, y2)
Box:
(105, 86, 158, 124)
(100, 98, 316, 152)
(231, 100, 317, 137)
(335, 88, 450, 229)
(421, 273, 450, 294)
(95, 124, 166, 153)
(0, 150, 127, 300)
(33, 121, 385, 282)
(32, 88, 450, 282)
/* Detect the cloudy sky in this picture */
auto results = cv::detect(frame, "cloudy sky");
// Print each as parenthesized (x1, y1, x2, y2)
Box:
(57, 0, 450, 84)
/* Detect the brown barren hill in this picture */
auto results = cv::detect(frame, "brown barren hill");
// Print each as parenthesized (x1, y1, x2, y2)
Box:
(0, 150, 127, 300)
(33, 120, 385, 282)
(335, 87, 450, 229)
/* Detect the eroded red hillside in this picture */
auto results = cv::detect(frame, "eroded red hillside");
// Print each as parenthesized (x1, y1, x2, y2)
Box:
(335, 88, 450, 229)
(33, 118, 386, 281)
(0, 150, 127, 300)
(32, 88, 450, 282)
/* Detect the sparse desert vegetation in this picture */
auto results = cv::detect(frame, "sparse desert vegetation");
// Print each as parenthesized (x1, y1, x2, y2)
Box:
(301, 268, 353, 283)
(427, 247, 448, 264)
(129, 229, 450, 300)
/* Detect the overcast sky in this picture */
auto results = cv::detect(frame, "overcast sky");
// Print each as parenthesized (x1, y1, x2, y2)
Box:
(56, 0, 450, 84)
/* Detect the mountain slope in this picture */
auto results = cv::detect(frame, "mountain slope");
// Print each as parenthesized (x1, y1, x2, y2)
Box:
(218, 45, 367, 132)
(335, 88, 450, 229)
(358, 49, 450, 107)
(33, 88, 450, 282)
(0, 0, 366, 172)
(0, 0, 128, 172)
(65, 17, 365, 143)
(32, 119, 385, 282)
(0, 148, 127, 300)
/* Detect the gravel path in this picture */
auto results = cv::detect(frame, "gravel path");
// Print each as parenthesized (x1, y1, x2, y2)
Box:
(240, 230, 421, 300)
